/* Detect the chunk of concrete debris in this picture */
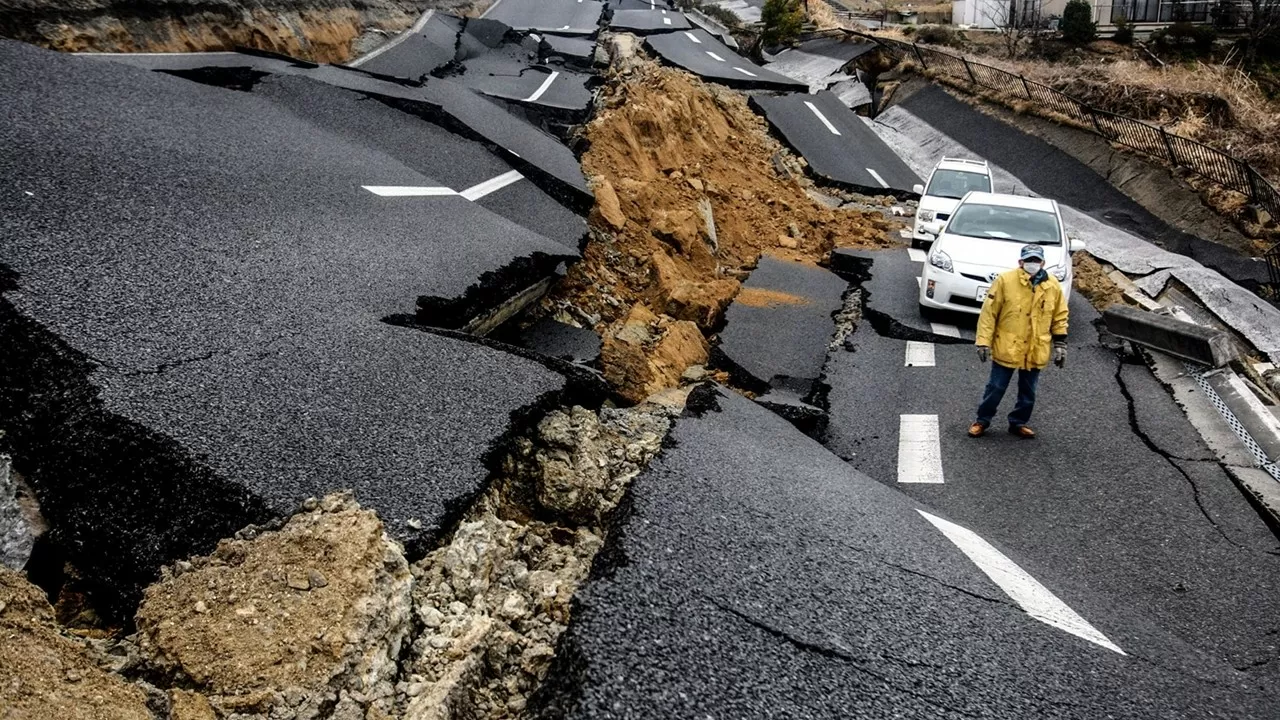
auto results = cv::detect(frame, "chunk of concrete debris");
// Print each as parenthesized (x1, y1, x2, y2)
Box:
(0, 566, 152, 720)
(133, 492, 412, 720)
(602, 304, 711, 404)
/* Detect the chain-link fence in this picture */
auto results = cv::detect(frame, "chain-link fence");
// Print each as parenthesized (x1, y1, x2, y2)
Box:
(870, 35, 1280, 282)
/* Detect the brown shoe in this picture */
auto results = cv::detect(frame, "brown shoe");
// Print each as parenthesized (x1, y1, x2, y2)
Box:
(1008, 425, 1037, 439)
(968, 422, 987, 438)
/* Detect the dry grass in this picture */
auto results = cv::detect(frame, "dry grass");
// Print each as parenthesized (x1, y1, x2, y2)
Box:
(807, 1, 842, 30)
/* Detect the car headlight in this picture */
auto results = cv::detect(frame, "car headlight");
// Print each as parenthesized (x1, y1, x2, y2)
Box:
(1050, 265, 1068, 281)
(917, 209, 935, 223)
(929, 250, 953, 273)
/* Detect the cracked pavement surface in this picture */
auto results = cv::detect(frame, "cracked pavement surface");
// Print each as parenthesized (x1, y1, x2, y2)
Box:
(534, 387, 1280, 718)
(824, 249, 1280, 692)
(0, 39, 582, 612)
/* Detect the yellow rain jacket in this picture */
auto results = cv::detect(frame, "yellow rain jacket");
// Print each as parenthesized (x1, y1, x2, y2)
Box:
(976, 268, 1069, 371)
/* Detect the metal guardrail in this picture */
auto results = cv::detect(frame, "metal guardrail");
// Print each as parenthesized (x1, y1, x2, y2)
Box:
(868, 35, 1280, 269)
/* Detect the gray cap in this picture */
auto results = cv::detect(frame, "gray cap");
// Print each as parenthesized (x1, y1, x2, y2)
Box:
(1020, 244, 1046, 261)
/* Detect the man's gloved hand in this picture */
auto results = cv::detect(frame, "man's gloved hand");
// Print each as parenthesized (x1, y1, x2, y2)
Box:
(1053, 344, 1067, 368)
(977, 345, 991, 363)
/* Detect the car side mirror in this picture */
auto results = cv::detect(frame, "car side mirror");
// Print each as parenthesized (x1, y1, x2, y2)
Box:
(912, 183, 925, 195)
(921, 221, 944, 237)
(1069, 236, 1087, 253)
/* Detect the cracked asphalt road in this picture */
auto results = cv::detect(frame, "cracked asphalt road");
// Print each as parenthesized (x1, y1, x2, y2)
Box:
(824, 248, 1280, 690)
(534, 387, 1280, 718)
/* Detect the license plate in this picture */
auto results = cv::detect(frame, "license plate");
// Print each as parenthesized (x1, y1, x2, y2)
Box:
(976, 285, 989, 302)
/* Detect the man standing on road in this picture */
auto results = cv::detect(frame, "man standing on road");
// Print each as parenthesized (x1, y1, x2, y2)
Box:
(968, 244, 1069, 439)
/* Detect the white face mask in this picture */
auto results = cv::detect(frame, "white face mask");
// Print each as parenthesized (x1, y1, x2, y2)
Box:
(1023, 261, 1043, 275)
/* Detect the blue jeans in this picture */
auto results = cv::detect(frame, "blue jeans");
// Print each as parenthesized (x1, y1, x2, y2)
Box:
(976, 362, 1040, 428)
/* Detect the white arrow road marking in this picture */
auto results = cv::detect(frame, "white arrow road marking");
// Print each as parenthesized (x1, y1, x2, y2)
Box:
(732, 66, 757, 77)
(918, 510, 1126, 655)
(523, 71, 560, 102)
(706, 51, 725, 61)
(362, 186, 457, 197)
(866, 167, 890, 188)
(930, 322, 961, 337)
(460, 170, 524, 201)
(907, 247, 927, 262)
(905, 341, 935, 367)
(685, 31, 702, 43)
(898, 415, 944, 484)
(804, 101, 841, 135)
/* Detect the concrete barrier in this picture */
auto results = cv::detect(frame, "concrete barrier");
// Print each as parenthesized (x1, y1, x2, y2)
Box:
(1103, 305, 1238, 367)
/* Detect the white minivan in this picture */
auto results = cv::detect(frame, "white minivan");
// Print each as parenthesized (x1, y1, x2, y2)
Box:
(912, 157, 994, 249)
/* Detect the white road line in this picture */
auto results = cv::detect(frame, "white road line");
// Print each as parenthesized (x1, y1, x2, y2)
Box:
(930, 322, 961, 338)
(362, 186, 457, 197)
(865, 167, 890, 188)
(916, 276, 923, 289)
(897, 415, 944, 484)
(706, 51, 725, 62)
(560, 24, 571, 29)
(804, 101, 841, 135)
(907, 247, 927, 262)
(460, 170, 524, 201)
(898, 228, 914, 240)
(917, 510, 1126, 655)
(480, 0, 502, 18)
(685, 31, 702, 43)
(905, 341, 936, 367)
(352, 8, 435, 65)
(523, 71, 560, 102)
(732, 67, 757, 77)
(663, 17, 672, 24)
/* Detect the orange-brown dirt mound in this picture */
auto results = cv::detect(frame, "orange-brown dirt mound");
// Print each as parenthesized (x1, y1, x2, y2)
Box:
(547, 60, 901, 401)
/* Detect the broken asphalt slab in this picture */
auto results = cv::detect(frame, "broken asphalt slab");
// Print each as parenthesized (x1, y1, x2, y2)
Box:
(763, 36, 875, 92)
(713, 255, 848, 400)
(751, 90, 921, 196)
(0, 40, 593, 614)
(607, 9, 691, 33)
(481, 0, 605, 35)
(833, 249, 977, 342)
(645, 29, 806, 91)
(450, 51, 595, 115)
(531, 387, 1280, 718)
(346, 9, 462, 80)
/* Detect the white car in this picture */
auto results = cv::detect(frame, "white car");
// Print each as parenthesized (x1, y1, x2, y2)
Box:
(911, 157, 993, 249)
(917, 192, 1084, 316)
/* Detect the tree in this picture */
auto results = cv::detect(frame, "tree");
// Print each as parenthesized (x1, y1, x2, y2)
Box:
(760, 0, 805, 47)
(1060, 0, 1098, 44)
(1242, 0, 1280, 65)
(983, 0, 1045, 58)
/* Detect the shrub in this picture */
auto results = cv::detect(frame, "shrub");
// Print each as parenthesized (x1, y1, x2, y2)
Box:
(1060, 0, 1098, 45)
(916, 25, 955, 46)
(760, 0, 804, 47)
(1152, 22, 1218, 54)
(901, 24, 917, 36)
(1113, 16, 1134, 45)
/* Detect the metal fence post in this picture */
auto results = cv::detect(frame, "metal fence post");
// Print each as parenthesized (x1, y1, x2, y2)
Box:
(1088, 107, 1105, 137)
(1158, 126, 1179, 168)
(962, 57, 978, 85)
(1245, 162, 1262, 202)
(1019, 75, 1033, 99)
(912, 43, 926, 68)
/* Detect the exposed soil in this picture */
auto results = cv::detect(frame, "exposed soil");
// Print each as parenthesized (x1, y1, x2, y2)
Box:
(546, 55, 903, 403)
(1072, 251, 1125, 310)
(0, 567, 151, 720)
(734, 286, 811, 307)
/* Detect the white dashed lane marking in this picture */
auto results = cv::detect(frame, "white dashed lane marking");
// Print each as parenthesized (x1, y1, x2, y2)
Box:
(685, 31, 701, 43)
(905, 341, 935, 367)
(865, 168, 890, 188)
(732, 67, 757, 77)
(907, 247, 927, 262)
(663, 17, 672, 24)
(918, 510, 1126, 655)
(930, 322, 961, 338)
(362, 186, 456, 197)
(804, 101, 841, 136)
(706, 51, 725, 62)
(363, 170, 524, 201)
(897, 414, 944, 484)
(523, 70, 560, 103)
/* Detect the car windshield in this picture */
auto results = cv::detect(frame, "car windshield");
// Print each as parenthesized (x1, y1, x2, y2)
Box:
(946, 204, 1062, 244)
(925, 169, 992, 199)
